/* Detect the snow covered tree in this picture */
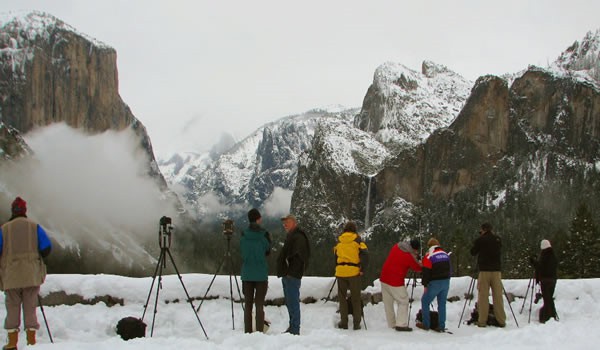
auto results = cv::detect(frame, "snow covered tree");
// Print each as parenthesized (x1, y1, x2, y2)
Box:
(561, 203, 600, 278)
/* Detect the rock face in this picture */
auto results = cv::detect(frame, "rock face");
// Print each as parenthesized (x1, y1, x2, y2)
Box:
(0, 11, 165, 186)
(354, 61, 472, 151)
(0, 122, 30, 161)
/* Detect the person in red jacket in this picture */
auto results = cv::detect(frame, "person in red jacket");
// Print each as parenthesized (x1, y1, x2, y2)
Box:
(379, 239, 422, 331)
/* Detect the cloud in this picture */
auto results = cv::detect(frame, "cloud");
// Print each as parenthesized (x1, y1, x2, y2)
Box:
(0, 123, 178, 263)
(262, 187, 292, 217)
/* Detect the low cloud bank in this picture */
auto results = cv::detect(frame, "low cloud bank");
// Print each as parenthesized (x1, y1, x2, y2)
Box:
(0, 124, 179, 272)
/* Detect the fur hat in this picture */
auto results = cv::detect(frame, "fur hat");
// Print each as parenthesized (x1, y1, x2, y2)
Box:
(540, 239, 551, 250)
(409, 238, 420, 251)
(427, 238, 440, 247)
(247, 208, 261, 223)
(11, 197, 27, 216)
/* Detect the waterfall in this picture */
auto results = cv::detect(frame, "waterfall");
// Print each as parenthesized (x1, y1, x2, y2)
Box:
(365, 176, 372, 229)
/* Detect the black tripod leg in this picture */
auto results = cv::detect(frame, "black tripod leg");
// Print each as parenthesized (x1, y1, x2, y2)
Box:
(519, 278, 532, 314)
(324, 278, 337, 303)
(503, 285, 519, 328)
(528, 280, 535, 323)
(195, 257, 226, 313)
(458, 277, 476, 328)
(407, 274, 416, 327)
(166, 249, 209, 339)
(150, 250, 165, 337)
(142, 250, 164, 321)
(37, 295, 54, 343)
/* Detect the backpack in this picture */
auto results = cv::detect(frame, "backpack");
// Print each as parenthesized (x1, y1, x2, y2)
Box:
(116, 317, 146, 340)
(466, 303, 500, 327)
(416, 309, 439, 329)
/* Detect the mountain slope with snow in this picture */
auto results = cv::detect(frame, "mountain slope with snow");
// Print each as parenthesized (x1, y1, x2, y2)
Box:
(159, 108, 358, 217)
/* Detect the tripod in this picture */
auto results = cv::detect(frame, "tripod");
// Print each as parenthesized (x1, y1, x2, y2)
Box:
(195, 220, 244, 330)
(458, 274, 519, 328)
(407, 271, 418, 327)
(519, 275, 536, 323)
(141, 216, 208, 339)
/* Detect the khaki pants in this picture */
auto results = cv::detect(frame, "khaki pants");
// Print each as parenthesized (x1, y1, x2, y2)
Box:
(477, 271, 506, 326)
(4, 286, 40, 330)
(381, 282, 410, 328)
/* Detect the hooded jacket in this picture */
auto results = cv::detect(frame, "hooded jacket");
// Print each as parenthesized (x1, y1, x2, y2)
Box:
(334, 231, 369, 278)
(240, 222, 271, 282)
(380, 241, 422, 287)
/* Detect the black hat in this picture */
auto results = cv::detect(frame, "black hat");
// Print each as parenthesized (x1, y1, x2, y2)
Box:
(248, 208, 261, 223)
(409, 238, 420, 251)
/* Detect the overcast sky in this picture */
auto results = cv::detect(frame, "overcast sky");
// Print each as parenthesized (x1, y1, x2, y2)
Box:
(1, 1, 599, 158)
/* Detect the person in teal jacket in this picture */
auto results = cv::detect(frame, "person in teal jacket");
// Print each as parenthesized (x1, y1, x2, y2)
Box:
(240, 208, 271, 333)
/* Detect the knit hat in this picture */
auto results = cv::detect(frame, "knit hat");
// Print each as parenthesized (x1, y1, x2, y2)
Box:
(427, 238, 440, 247)
(11, 197, 27, 216)
(540, 239, 551, 250)
(409, 238, 420, 251)
(247, 208, 261, 223)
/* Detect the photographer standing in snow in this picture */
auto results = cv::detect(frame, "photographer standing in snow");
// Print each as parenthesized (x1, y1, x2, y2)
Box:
(529, 239, 558, 323)
(470, 222, 506, 328)
(0, 197, 52, 349)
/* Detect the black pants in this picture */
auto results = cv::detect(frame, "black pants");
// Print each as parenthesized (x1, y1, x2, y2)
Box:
(539, 278, 557, 323)
(242, 281, 268, 333)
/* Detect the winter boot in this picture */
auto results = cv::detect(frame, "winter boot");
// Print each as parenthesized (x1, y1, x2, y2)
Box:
(26, 329, 36, 346)
(2, 329, 18, 350)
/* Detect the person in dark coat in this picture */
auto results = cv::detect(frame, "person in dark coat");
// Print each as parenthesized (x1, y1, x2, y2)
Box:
(240, 208, 271, 333)
(529, 239, 558, 323)
(276, 214, 310, 335)
(470, 222, 506, 327)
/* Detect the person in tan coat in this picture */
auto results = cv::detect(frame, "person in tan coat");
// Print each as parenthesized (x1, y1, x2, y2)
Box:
(0, 197, 52, 349)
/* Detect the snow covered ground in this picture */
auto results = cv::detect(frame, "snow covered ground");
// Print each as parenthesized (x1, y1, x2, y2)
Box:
(1, 273, 597, 349)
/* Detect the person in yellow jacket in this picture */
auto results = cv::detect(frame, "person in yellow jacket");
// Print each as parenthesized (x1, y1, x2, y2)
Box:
(333, 221, 368, 330)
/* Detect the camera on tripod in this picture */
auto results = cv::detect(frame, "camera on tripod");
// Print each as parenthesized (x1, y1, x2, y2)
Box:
(534, 292, 542, 304)
(222, 219, 234, 238)
(159, 216, 173, 248)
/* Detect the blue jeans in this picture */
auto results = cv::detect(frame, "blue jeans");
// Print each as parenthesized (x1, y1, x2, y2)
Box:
(421, 278, 450, 330)
(282, 276, 301, 334)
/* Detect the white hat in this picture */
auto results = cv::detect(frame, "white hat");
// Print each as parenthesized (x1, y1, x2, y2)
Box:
(540, 239, 551, 250)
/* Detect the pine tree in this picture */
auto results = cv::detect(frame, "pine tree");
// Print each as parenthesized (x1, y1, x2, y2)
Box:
(561, 203, 600, 278)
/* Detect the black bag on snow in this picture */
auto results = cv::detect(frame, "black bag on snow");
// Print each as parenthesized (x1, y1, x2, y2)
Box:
(466, 303, 500, 327)
(416, 309, 439, 329)
(116, 317, 147, 340)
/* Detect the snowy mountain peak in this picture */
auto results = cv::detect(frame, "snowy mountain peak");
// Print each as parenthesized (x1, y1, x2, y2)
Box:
(0, 10, 110, 49)
(552, 28, 600, 84)
(356, 60, 473, 148)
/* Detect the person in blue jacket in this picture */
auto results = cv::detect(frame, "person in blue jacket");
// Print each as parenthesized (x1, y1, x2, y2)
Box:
(240, 208, 271, 333)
